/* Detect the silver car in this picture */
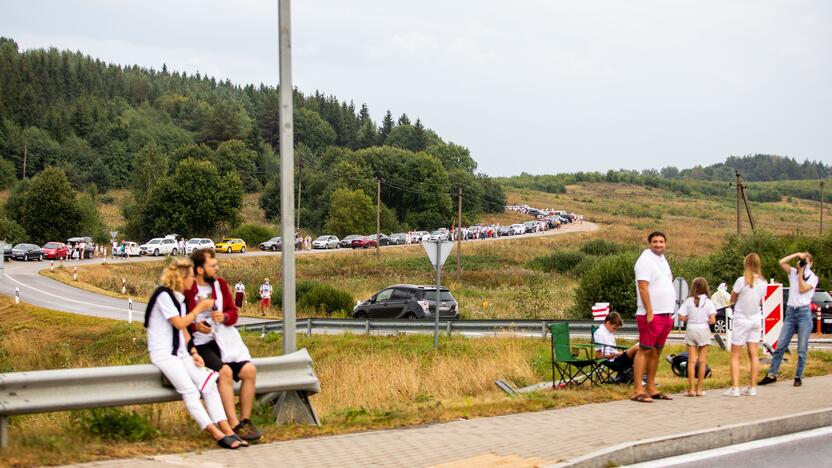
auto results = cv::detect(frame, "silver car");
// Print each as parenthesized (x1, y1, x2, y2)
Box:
(312, 235, 339, 249)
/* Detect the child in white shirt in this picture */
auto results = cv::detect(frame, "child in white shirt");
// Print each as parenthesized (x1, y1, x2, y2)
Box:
(679, 277, 716, 397)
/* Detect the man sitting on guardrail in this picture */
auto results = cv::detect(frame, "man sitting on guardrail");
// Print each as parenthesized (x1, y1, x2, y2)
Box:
(186, 249, 262, 442)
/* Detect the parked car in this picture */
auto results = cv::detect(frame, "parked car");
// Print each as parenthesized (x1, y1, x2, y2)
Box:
(412, 231, 430, 243)
(429, 230, 450, 242)
(510, 224, 525, 235)
(116, 241, 141, 257)
(369, 233, 392, 246)
(260, 237, 283, 251)
(352, 284, 459, 319)
(351, 236, 378, 249)
(522, 221, 538, 233)
(389, 233, 407, 245)
(41, 242, 69, 260)
(527, 208, 543, 217)
(215, 238, 246, 253)
(498, 226, 513, 236)
(2, 242, 11, 260)
(712, 288, 832, 334)
(11, 243, 43, 261)
(312, 235, 339, 249)
(339, 235, 363, 248)
(139, 237, 179, 256)
(67, 236, 95, 259)
(185, 238, 215, 255)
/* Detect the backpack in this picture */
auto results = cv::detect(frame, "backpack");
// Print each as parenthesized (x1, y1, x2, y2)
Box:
(669, 352, 712, 378)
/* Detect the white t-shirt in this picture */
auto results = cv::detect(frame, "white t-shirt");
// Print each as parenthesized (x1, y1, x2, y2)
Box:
(787, 267, 818, 308)
(192, 283, 219, 346)
(593, 325, 617, 356)
(235, 283, 245, 293)
(679, 295, 716, 325)
(634, 249, 675, 315)
(260, 283, 273, 299)
(147, 290, 188, 362)
(732, 276, 767, 320)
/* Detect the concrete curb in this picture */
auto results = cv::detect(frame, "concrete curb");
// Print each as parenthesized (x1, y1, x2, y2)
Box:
(551, 406, 832, 467)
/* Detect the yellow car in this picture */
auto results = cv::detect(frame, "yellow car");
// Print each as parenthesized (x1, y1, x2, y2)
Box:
(215, 238, 247, 254)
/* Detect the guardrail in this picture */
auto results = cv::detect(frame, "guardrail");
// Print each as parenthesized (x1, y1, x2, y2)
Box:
(0, 349, 320, 448)
(238, 318, 636, 338)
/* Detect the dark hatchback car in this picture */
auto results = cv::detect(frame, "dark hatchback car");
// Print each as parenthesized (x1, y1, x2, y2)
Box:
(11, 243, 44, 261)
(353, 284, 459, 319)
(713, 288, 832, 334)
(260, 237, 283, 251)
(369, 233, 393, 246)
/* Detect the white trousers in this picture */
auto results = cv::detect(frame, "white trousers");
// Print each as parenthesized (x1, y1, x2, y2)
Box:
(153, 354, 227, 429)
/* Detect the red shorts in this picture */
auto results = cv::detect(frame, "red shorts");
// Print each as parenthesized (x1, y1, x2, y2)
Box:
(260, 298, 271, 307)
(636, 314, 673, 349)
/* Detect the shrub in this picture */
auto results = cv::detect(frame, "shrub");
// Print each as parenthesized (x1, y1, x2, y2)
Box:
(78, 408, 158, 442)
(230, 223, 275, 246)
(0, 217, 27, 245)
(580, 239, 624, 256)
(574, 252, 639, 318)
(528, 250, 586, 275)
(274, 280, 354, 315)
(572, 255, 597, 277)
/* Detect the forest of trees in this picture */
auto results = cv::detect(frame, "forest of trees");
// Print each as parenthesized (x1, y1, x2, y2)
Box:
(0, 37, 505, 243)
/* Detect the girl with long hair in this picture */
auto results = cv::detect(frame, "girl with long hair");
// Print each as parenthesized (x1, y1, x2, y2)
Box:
(678, 277, 716, 396)
(723, 253, 767, 397)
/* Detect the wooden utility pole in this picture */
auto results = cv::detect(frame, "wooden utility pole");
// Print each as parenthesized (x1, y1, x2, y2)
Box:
(740, 183, 756, 231)
(735, 170, 741, 235)
(456, 186, 462, 278)
(376, 177, 381, 258)
(821, 180, 825, 235)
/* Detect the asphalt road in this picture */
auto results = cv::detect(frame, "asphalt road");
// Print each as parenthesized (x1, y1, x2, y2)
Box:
(629, 426, 832, 467)
(0, 222, 597, 324)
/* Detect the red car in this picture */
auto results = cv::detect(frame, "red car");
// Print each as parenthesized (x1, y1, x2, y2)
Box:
(351, 236, 378, 249)
(42, 242, 69, 260)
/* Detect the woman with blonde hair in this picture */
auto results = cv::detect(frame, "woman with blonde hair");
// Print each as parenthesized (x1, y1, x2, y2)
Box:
(678, 277, 716, 396)
(723, 253, 767, 397)
(144, 259, 245, 449)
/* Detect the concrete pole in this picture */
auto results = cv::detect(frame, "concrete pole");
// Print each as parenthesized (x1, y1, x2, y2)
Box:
(821, 180, 825, 235)
(376, 177, 381, 258)
(736, 171, 741, 235)
(456, 187, 462, 279)
(434, 241, 441, 350)
(279, 0, 296, 354)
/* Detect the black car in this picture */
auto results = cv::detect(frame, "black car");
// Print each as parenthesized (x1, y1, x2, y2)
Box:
(66, 236, 95, 259)
(2, 242, 11, 260)
(11, 243, 43, 261)
(339, 235, 363, 248)
(353, 284, 459, 319)
(369, 233, 393, 246)
(713, 288, 832, 334)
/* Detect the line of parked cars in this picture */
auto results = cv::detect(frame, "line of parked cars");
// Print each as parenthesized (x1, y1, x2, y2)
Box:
(2, 237, 98, 262)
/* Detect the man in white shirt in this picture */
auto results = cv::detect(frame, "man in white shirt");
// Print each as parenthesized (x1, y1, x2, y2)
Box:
(631, 231, 676, 403)
(760, 252, 819, 387)
(259, 278, 273, 317)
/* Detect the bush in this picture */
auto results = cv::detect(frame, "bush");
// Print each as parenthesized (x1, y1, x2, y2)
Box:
(274, 280, 354, 315)
(572, 255, 597, 277)
(528, 250, 586, 275)
(78, 407, 158, 442)
(580, 239, 625, 256)
(230, 223, 275, 246)
(574, 252, 639, 318)
(0, 217, 27, 245)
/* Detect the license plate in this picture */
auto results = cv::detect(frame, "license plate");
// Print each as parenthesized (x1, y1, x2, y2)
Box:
(824, 319, 832, 324)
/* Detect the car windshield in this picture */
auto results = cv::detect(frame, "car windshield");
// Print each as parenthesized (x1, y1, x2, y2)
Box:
(44, 242, 58, 248)
(269, 237, 281, 242)
(147, 239, 161, 244)
(431, 231, 443, 236)
(814, 291, 832, 303)
(314, 236, 329, 242)
(391, 233, 405, 237)
(343, 235, 361, 241)
(187, 239, 200, 245)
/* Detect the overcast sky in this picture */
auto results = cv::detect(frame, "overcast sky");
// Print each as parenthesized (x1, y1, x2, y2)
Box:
(2, 0, 831, 176)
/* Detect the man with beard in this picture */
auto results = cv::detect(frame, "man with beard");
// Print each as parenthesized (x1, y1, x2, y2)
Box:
(186, 249, 262, 441)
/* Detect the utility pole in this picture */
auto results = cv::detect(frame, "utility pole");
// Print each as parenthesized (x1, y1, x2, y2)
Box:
(278, 0, 296, 355)
(740, 182, 756, 231)
(22, 142, 27, 180)
(296, 154, 302, 230)
(735, 170, 741, 235)
(456, 187, 462, 278)
(376, 177, 381, 258)
(821, 180, 825, 235)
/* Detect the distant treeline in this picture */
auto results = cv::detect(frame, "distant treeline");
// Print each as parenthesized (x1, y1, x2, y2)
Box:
(0, 37, 505, 241)
(499, 155, 830, 203)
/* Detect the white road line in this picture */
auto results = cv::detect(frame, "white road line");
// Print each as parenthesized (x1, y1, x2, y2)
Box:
(2, 272, 127, 312)
(626, 426, 832, 467)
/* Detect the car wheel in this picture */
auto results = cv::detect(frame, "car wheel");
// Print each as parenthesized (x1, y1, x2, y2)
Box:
(23, 254, 28, 261)
(171, 248, 177, 256)
(227, 247, 232, 254)
(154, 249, 160, 256)
(241, 246, 245, 253)
(271, 245, 277, 251)
(39, 254, 43, 261)
(355, 310, 367, 319)
(714, 318, 726, 334)
(405, 312, 417, 320)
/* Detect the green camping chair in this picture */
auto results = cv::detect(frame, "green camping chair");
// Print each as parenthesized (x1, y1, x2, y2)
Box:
(550, 322, 604, 388)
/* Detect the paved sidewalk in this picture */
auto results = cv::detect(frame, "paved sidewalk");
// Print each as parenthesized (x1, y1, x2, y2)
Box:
(76, 375, 832, 468)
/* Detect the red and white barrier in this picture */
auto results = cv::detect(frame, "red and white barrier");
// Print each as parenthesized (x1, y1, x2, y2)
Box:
(592, 303, 610, 321)
(763, 283, 784, 351)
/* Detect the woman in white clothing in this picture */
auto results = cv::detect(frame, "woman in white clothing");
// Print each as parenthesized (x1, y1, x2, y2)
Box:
(145, 259, 245, 449)
(723, 253, 767, 397)
(679, 277, 716, 397)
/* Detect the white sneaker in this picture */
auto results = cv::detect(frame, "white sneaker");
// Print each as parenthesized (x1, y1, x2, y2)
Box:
(723, 387, 740, 397)
(741, 387, 757, 396)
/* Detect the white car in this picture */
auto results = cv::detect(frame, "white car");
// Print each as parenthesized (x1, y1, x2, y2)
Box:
(185, 238, 215, 255)
(139, 237, 178, 256)
(510, 224, 525, 235)
(312, 235, 340, 249)
(116, 241, 141, 257)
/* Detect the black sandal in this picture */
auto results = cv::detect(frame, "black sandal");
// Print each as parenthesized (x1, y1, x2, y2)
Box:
(217, 435, 241, 449)
(231, 433, 249, 447)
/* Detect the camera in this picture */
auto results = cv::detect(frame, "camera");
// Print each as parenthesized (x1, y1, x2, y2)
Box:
(798, 258, 807, 268)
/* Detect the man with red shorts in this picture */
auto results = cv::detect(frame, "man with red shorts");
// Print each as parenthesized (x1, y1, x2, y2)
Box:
(631, 231, 675, 403)
(258, 278, 272, 316)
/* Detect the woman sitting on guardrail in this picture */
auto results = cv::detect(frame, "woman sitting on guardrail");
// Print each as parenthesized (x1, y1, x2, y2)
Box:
(144, 259, 246, 449)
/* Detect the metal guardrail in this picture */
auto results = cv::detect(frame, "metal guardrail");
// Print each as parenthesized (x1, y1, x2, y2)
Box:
(0, 349, 320, 448)
(238, 318, 636, 338)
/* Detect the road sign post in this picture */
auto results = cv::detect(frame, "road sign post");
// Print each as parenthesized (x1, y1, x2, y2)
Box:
(423, 241, 454, 349)
(0, 240, 5, 282)
(673, 277, 689, 329)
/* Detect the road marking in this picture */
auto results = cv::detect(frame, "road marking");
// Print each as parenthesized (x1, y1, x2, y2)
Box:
(2, 272, 127, 313)
(626, 426, 832, 467)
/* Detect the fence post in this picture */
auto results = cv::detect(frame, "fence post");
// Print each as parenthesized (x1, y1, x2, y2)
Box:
(365, 319, 370, 335)
(72, 267, 77, 281)
(261, 324, 267, 338)
(121, 278, 127, 295)
(542, 321, 547, 340)
(50, 260, 54, 272)
(446, 320, 452, 338)
(14, 287, 19, 304)
(0, 415, 7, 449)
(127, 298, 133, 324)
(306, 319, 312, 336)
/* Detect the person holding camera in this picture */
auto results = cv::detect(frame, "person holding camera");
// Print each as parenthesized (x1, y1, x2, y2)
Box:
(759, 252, 818, 387)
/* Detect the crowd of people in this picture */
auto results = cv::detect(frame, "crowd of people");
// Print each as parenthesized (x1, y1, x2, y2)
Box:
(592, 231, 819, 403)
